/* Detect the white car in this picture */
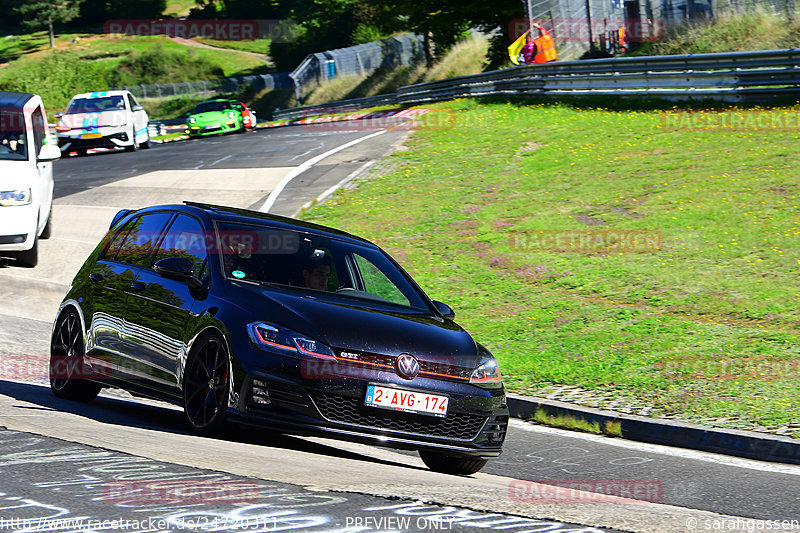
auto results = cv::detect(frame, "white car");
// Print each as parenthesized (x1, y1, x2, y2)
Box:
(0, 91, 60, 268)
(55, 90, 150, 156)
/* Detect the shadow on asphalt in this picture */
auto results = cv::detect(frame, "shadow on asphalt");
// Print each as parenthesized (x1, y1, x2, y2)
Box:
(0, 379, 422, 471)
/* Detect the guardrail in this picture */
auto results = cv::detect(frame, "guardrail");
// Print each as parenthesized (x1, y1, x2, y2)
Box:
(273, 48, 800, 120)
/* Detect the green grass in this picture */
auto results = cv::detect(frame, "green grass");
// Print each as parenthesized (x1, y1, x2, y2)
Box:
(195, 38, 272, 56)
(530, 409, 623, 436)
(163, 0, 196, 16)
(301, 99, 800, 433)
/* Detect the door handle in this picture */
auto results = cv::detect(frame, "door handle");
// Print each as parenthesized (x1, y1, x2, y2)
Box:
(130, 281, 146, 292)
(89, 273, 103, 282)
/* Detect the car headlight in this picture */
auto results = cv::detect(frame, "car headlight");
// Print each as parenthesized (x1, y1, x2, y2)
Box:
(0, 189, 32, 206)
(470, 347, 502, 389)
(55, 124, 71, 132)
(188, 117, 196, 124)
(248, 322, 335, 359)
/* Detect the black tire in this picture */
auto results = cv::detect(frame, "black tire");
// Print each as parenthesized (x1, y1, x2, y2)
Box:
(50, 308, 102, 402)
(15, 237, 38, 268)
(75, 148, 87, 157)
(183, 332, 230, 435)
(125, 127, 138, 152)
(40, 206, 53, 240)
(418, 450, 488, 476)
(140, 134, 151, 149)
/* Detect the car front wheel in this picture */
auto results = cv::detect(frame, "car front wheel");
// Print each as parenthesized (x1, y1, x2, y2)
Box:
(15, 236, 38, 268)
(125, 127, 138, 152)
(183, 332, 230, 435)
(418, 450, 488, 476)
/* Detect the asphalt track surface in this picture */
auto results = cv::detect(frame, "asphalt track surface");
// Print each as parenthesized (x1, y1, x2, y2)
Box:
(0, 122, 798, 533)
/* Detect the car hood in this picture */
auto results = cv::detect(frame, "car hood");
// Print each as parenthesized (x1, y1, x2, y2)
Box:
(0, 161, 35, 185)
(190, 111, 234, 123)
(227, 282, 481, 363)
(59, 110, 129, 129)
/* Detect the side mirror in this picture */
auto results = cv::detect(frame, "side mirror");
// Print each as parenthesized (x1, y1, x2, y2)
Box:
(132, 105, 144, 112)
(154, 257, 202, 288)
(55, 112, 63, 119)
(432, 300, 455, 320)
(38, 143, 61, 162)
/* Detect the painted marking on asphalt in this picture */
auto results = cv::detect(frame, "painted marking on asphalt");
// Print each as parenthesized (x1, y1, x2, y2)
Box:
(259, 130, 386, 213)
(510, 419, 800, 475)
(293, 159, 376, 217)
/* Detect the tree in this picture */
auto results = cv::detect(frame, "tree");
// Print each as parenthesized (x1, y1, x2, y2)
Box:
(14, 0, 83, 49)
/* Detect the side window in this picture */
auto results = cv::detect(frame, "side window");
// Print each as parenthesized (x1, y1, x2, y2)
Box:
(101, 218, 135, 261)
(126, 94, 136, 110)
(31, 106, 46, 155)
(153, 214, 208, 277)
(353, 254, 410, 306)
(115, 213, 173, 267)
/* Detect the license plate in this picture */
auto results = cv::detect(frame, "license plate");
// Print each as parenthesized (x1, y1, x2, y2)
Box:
(365, 385, 448, 417)
(80, 133, 102, 139)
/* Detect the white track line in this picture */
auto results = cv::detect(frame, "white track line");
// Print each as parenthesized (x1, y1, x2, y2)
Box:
(259, 130, 386, 213)
(510, 419, 800, 475)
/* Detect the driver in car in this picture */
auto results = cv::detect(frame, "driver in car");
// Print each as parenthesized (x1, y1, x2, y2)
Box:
(302, 256, 331, 290)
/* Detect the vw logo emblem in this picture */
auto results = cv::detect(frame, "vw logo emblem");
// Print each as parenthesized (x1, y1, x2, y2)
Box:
(395, 353, 420, 380)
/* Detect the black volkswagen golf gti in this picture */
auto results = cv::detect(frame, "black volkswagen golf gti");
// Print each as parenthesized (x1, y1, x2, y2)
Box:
(50, 202, 508, 474)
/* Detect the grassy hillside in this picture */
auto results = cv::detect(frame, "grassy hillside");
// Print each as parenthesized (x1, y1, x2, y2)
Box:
(0, 32, 267, 117)
(634, 10, 800, 55)
(300, 34, 489, 106)
(302, 99, 800, 435)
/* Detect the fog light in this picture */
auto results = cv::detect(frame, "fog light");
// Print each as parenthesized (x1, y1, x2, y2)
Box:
(251, 378, 271, 406)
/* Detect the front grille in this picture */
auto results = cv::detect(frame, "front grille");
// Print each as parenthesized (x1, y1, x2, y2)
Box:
(311, 392, 488, 441)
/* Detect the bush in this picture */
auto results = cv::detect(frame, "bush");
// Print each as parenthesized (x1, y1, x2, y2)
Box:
(107, 44, 225, 86)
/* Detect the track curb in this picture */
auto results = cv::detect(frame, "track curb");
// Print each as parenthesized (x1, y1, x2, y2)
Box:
(508, 393, 800, 465)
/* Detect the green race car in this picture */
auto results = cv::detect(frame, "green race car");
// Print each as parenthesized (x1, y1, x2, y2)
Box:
(186, 99, 244, 137)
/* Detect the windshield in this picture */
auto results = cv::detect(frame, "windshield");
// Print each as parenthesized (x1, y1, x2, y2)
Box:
(0, 108, 27, 161)
(66, 96, 126, 114)
(216, 222, 430, 311)
(193, 101, 231, 114)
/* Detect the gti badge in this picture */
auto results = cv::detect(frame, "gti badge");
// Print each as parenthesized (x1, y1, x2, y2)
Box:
(395, 353, 420, 380)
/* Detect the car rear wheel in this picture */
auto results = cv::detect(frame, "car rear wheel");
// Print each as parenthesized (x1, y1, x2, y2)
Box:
(418, 450, 488, 476)
(140, 133, 151, 149)
(183, 332, 230, 435)
(15, 236, 38, 268)
(75, 148, 87, 157)
(50, 308, 102, 402)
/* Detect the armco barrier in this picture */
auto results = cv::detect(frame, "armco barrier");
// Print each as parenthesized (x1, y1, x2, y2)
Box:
(274, 47, 800, 120)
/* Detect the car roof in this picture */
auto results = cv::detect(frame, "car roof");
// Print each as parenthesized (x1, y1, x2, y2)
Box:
(70, 90, 129, 99)
(0, 91, 35, 110)
(128, 202, 376, 248)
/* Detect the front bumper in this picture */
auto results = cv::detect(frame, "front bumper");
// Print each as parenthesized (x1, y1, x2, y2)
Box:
(228, 351, 508, 457)
(0, 204, 37, 252)
(57, 128, 132, 150)
(188, 120, 240, 136)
